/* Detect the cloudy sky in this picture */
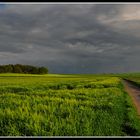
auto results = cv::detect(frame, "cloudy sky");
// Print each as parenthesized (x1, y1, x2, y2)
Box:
(0, 4, 140, 74)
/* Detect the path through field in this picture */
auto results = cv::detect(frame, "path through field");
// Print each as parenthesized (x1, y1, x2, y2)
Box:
(123, 79, 140, 116)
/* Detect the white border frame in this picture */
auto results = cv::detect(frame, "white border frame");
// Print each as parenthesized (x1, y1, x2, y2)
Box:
(0, 2, 140, 138)
(0, 2, 140, 4)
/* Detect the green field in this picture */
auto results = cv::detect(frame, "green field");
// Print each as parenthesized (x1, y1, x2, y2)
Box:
(121, 73, 140, 87)
(0, 73, 140, 136)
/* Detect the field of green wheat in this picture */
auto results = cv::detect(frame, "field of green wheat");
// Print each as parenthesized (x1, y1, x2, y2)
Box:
(123, 74, 140, 85)
(0, 73, 140, 136)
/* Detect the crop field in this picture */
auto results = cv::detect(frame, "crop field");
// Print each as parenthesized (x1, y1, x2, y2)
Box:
(0, 74, 140, 136)
(125, 77, 140, 86)
(120, 73, 140, 87)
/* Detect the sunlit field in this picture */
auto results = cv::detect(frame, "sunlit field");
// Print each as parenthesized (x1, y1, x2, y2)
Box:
(0, 74, 140, 136)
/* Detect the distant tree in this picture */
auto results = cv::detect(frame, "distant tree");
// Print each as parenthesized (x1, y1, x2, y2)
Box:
(31, 67, 39, 74)
(0, 65, 4, 73)
(5, 65, 13, 73)
(13, 65, 23, 73)
(38, 67, 48, 74)
(20, 65, 28, 74)
(0, 64, 48, 74)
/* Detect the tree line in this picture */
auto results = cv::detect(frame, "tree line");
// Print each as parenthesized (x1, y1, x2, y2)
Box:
(0, 64, 48, 74)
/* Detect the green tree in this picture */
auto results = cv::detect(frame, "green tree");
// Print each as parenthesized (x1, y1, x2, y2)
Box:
(38, 67, 48, 74)
(5, 65, 13, 73)
(13, 65, 23, 73)
(0, 64, 48, 74)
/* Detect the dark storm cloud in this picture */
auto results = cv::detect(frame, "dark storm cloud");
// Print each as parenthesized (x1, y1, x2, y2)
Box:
(0, 4, 140, 73)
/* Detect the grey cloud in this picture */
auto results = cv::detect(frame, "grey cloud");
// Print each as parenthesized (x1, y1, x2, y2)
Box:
(0, 4, 140, 73)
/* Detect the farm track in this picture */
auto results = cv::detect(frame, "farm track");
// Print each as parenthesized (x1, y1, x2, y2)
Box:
(122, 79, 140, 116)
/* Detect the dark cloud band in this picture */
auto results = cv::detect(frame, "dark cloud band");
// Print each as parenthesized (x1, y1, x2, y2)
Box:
(0, 4, 140, 73)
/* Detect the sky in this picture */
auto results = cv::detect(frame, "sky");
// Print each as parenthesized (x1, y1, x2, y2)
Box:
(0, 3, 140, 74)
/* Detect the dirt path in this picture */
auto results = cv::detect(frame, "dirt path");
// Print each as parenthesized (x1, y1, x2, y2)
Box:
(122, 79, 140, 116)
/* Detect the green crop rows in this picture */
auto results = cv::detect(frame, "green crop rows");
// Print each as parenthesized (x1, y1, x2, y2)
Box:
(0, 74, 140, 136)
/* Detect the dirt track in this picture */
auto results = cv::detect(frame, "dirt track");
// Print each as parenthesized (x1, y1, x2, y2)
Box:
(122, 79, 140, 116)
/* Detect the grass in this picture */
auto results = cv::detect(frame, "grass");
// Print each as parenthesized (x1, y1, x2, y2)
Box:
(0, 73, 140, 136)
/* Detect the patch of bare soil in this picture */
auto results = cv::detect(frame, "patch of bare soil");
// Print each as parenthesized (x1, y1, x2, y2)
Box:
(122, 79, 140, 116)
